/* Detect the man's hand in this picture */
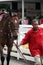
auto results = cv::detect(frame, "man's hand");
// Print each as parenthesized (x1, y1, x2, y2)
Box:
(15, 42, 22, 48)
(14, 40, 22, 48)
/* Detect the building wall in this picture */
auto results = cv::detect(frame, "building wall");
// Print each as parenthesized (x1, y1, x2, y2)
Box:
(0, 1, 12, 9)
(0, 0, 43, 17)
(18, 2, 41, 17)
(41, 2, 43, 16)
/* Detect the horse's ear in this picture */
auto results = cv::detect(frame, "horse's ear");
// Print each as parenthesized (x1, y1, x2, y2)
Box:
(8, 10, 12, 17)
(0, 14, 4, 21)
(1, 14, 5, 21)
(1, 14, 9, 22)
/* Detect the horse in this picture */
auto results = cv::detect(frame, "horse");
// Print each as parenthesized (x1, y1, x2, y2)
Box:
(0, 13, 18, 65)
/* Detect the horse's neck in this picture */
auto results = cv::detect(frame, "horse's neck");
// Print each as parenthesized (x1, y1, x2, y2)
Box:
(3, 18, 10, 27)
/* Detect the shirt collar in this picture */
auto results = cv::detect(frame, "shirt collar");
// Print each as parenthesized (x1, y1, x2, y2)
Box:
(32, 27, 40, 33)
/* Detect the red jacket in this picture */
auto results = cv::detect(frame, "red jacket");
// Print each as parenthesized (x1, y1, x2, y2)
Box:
(21, 27, 43, 56)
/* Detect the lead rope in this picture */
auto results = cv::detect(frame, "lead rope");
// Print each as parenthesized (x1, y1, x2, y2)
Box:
(14, 42, 31, 65)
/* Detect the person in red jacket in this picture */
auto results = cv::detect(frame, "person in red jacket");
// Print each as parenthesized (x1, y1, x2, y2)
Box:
(18, 19, 43, 65)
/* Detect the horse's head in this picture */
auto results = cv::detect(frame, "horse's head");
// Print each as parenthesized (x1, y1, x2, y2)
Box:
(1, 13, 18, 40)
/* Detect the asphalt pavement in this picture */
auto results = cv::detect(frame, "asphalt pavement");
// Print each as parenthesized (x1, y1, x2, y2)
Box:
(0, 56, 34, 65)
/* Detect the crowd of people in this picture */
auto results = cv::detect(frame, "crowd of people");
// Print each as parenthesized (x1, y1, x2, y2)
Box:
(0, 9, 43, 25)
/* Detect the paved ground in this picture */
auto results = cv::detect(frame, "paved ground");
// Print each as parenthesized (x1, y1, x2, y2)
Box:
(0, 56, 34, 65)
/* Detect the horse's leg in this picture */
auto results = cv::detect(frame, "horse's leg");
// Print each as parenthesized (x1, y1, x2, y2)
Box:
(6, 39, 13, 65)
(1, 51, 5, 65)
(0, 45, 5, 65)
(6, 49, 11, 65)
